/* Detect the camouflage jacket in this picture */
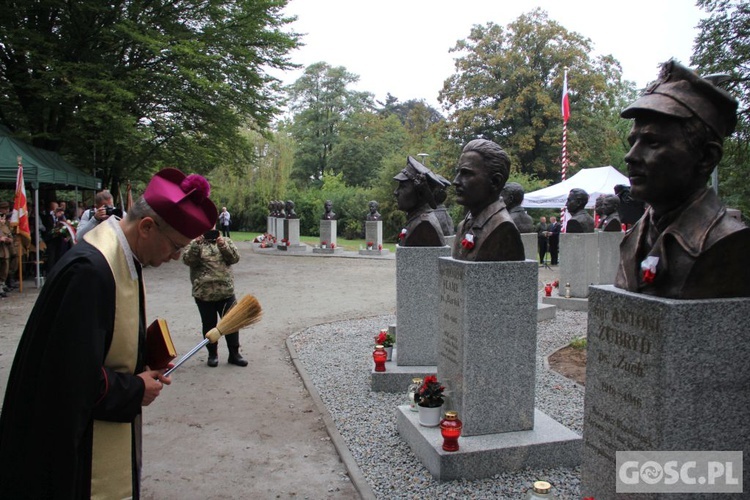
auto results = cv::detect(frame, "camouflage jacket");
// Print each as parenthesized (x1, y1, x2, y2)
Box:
(182, 238, 240, 301)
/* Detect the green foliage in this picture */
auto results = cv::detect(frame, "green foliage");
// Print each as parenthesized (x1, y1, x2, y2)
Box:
(0, 0, 300, 190)
(287, 62, 374, 184)
(692, 0, 750, 219)
(438, 9, 635, 181)
(569, 337, 587, 350)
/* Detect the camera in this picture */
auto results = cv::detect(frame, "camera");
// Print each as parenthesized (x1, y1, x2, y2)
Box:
(104, 206, 123, 218)
(203, 230, 220, 242)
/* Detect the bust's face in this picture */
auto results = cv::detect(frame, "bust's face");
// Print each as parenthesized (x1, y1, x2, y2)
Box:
(324, 201, 332, 212)
(394, 181, 419, 212)
(625, 115, 700, 210)
(369, 203, 377, 213)
(452, 151, 495, 212)
(602, 197, 618, 215)
(566, 192, 585, 213)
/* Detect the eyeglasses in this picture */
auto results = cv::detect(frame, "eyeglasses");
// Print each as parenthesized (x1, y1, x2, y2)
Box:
(153, 220, 187, 255)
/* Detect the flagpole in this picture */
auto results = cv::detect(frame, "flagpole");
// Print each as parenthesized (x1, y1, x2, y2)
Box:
(560, 67, 570, 230)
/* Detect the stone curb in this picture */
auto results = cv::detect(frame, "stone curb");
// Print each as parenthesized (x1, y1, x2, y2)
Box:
(285, 337, 377, 500)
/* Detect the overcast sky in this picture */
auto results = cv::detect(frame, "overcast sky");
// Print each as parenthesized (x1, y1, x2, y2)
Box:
(275, 0, 705, 110)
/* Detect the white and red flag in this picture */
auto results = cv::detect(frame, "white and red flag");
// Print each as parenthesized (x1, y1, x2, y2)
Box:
(10, 163, 31, 246)
(562, 70, 570, 123)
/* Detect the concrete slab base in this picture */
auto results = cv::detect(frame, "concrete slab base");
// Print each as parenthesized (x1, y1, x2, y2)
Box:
(312, 247, 344, 255)
(537, 302, 556, 321)
(542, 295, 588, 311)
(396, 406, 582, 481)
(276, 244, 308, 253)
(358, 248, 390, 256)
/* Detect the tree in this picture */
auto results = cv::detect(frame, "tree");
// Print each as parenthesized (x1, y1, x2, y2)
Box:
(0, 0, 300, 191)
(329, 112, 407, 188)
(287, 62, 374, 184)
(439, 9, 635, 181)
(692, 0, 750, 219)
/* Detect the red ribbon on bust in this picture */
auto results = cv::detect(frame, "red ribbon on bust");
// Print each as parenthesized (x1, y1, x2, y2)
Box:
(399, 228, 407, 240)
(461, 233, 475, 250)
(640, 256, 659, 284)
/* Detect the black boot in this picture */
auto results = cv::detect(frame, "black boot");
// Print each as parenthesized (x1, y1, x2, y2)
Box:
(228, 347, 248, 367)
(206, 342, 219, 367)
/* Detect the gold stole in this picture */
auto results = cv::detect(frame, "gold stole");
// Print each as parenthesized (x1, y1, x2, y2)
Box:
(85, 222, 141, 499)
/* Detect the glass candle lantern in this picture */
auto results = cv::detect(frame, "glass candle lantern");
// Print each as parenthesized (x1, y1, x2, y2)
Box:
(524, 480, 554, 499)
(439, 411, 463, 451)
(407, 377, 423, 412)
(564, 282, 571, 298)
(373, 345, 387, 372)
(544, 283, 552, 296)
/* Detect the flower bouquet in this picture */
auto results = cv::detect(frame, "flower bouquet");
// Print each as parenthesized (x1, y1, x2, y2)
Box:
(415, 375, 445, 408)
(374, 329, 395, 348)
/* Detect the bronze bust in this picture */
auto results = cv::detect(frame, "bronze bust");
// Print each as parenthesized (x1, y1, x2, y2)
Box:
(393, 156, 446, 247)
(451, 139, 524, 261)
(501, 182, 535, 233)
(432, 174, 455, 236)
(285, 200, 298, 219)
(365, 200, 381, 221)
(597, 194, 622, 232)
(564, 188, 595, 233)
(614, 59, 750, 299)
(321, 200, 337, 220)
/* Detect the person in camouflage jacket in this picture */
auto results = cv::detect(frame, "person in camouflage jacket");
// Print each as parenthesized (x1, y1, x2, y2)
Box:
(182, 228, 247, 367)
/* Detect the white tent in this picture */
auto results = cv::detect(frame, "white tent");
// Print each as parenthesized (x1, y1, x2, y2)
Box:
(521, 166, 630, 209)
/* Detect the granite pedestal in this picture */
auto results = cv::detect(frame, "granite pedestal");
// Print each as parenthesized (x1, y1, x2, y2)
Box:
(358, 221, 390, 255)
(582, 286, 750, 498)
(274, 217, 284, 242)
(267, 216, 274, 236)
(395, 245, 451, 366)
(277, 219, 306, 252)
(313, 220, 343, 254)
(596, 231, 623, 285)
(397, 258, 581, 479)
(372, 303, 557, 392)
(559, 232, 599, 298)
(521, 233, 537, 262)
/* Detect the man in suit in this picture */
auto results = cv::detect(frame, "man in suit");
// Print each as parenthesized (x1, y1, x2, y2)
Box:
(536, 216, 549, 264)
(547, 216, 562, 265)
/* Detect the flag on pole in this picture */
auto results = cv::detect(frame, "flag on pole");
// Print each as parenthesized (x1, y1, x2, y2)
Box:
(562, 70, 570, 123)
(560, 67, 570, 231)
(10, 163, 31, 246)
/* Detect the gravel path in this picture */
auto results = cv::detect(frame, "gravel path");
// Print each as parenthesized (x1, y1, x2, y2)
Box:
(290, 305, 587, 499)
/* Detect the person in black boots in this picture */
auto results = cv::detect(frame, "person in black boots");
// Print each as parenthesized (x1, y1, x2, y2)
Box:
(183, 226, 248, 367)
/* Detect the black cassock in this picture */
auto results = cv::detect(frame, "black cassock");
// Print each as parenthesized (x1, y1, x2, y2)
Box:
(0, 240, 146, 499)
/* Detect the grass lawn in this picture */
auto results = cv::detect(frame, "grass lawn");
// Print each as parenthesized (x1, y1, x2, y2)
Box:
(231, 231, 398, 253)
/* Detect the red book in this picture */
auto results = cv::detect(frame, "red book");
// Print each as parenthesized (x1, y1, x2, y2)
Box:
(145, 318, 177, 370)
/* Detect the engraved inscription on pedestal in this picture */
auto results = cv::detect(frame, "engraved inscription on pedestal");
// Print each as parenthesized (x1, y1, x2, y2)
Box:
(439, 263, 464, 401)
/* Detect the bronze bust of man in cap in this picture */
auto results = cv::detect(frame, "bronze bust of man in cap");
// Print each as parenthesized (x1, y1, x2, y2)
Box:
(500, 182, 535, 233)
(564, 188, 595, 233)
(393, 157, 446, 247)
(452, 139, 524, 261)
(614, 59, 750, 299)
(431, 173, 455, 236)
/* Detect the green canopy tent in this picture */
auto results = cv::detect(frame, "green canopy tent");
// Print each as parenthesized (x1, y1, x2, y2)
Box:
(0, 125, 99, 286)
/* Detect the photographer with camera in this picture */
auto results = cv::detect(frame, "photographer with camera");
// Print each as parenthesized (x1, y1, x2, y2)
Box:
(182, 225, 247, 367)
(77, 190, 124, 240)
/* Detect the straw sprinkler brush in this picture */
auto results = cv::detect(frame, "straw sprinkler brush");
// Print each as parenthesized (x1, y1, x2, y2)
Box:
(164, 294, 262, 376)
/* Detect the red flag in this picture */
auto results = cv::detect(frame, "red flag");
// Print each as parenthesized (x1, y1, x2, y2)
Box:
(562, 70, 570, 123)
(10, 163, 31, 245)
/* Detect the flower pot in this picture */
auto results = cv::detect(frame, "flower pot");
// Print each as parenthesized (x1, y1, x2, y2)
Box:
(384, 346, 393, 361)
(418, 404, 443, 427)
